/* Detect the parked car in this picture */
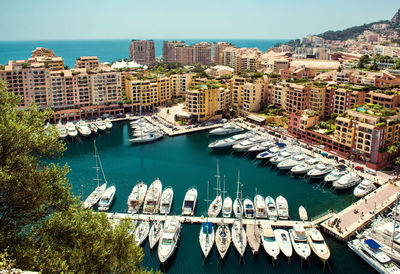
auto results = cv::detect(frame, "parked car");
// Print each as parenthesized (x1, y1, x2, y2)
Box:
(355, 166, 364, 171)
(366, 168, 377, 175)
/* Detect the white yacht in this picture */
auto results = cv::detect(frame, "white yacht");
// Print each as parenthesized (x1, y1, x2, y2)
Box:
(261, 224, 280, 260)
(274, 229, 293, 259)
(244, 198, 255, 218)
(104, 118, 112, 129)
(158, 217, 181, 263)
(129, 132, 164, 144)
(89, 122, 98, 134)
(266, 196, 278, 220)
(75, 120, 91, 136)
(209, 123, 243, 135)
(96, 119, 107, 131)
(199, 222, 215, 258)
(233, 197, 243, 218)
(232, 136, 269, 152)
(332, 172, 361, 189)
(299, 206, 308, 221)
(270, 148, 301, 165)
(222, 197, 232, 218)
(277, 154, 307, 170)
(56, 123, 67, 139)
(348, 237, 400, 274)
(182, 188, 197, 216)
(215, 223, 231, 259)
(247, 223, 261, 254)
(256, 146, 281, 160)
(306, 228, 330, 263)
(135, 221, 150, 246)
(149, 221, 163, 249)
(276, 195, 290, 220)
(324, 165, 348, 183)
(254, 195, 267, 219)
(65, 122, 78, 137)
(127, 181, 148, 214)
(159, 187, 174, 215)
(208, 132, 252, 149)
(232, 220, 247, 257)
(354, 179, 376, 198)
(289, 224, 311, 261)
(307, 163, 334, 178)
(291, 157, 320, 174)
(248, 141, 274, 153)
(83, 142, 107, 209)
(208, 165, 222, 217)
(98, 185, 116, 211)
(143, 179, 162, 214)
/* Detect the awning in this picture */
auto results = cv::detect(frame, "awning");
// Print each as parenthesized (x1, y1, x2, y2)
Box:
(247, 115, 266, 123)
(276, 142, 286, 148)
(202, 222, 213, 233)
(364, 239, 381, 250)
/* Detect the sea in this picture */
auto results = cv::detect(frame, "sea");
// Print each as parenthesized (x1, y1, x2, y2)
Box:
(0, 39, 287, 67)
(57, 122, 375, 274)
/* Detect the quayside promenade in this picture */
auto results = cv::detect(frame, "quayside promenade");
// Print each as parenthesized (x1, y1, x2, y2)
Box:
(321, 182, 400, 241)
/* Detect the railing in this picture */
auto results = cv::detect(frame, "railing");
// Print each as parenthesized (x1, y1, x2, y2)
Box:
(311, 209, 337, 223)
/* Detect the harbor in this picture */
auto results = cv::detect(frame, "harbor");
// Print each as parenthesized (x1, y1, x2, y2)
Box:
(59, 121, 385, 273)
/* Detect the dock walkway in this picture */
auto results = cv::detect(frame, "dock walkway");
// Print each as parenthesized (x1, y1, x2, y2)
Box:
(320, 182, 399, 241)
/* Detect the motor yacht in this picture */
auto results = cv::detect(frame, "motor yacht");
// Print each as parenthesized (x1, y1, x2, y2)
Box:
(199, 222, 215, 258)
(244, 198, 255, 218)
(96, 119, 107, 131)
(332, 172, 361, 190)
(276, 195, 290, 220)
(135, 221, 150, 246)
(261, 224, 280, 260)
(75, 120, 91, 136)
(143, 179, 162, 214)
(307, 163, 334, 178)
(127, 181, 148, 214)
(216, 223, 231, 259)
(274, 229, 293, 259)
(289, 224, 311, 261)
(56, 123, 67, 139)
(98, 185, 116, 211)
(208, 132, 254, 150)
(158, 217, 181, 263)
(182, 188, 197, 216)
(256, 146, 281, 160)
(266, 196, 278, 220)
(270, 148, 301, 165)
(248, 141, 274, 153)
(65, 122, 78, 137)
(104, 118, 112, 129)
(222, 197, 232, 218)
(232, 136, 269, 152)
(324, 165, 348, 183)
(291, 157, 320, 174)
(209, 123, 243, 135)
(232, 220, 247, 257)
(306, 228, 330, 263)
(277, 154, 306, 170)
(89, 122, 98, 134)
(354, 179, 376, 198)
(129, 132, 164, 144)
(149, 221, 163, 249)
(299, 206, 308, 221)
(254, 195, 267, 218)
(159, 187, 174, 215)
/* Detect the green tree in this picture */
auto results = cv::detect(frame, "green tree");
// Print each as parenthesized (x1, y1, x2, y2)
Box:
(387, 145, 398, 155)
(395, 157, 400, 166)
(358, 55, 370, 69)
(0, 81, 147, 273)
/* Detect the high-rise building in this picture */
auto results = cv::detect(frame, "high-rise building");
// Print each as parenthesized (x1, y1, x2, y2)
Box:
(213, 42, 232, 65)
(162, 41, 212, 65)
(75, 56, 100, 69)
(162, 41, 185, 63)
(129, 40, 156, 66)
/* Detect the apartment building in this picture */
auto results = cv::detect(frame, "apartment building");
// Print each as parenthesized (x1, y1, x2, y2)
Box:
(235, 54, 259, 73)
(89, 70, 122, 105)
(268, 83, 286, 109)
(217, 87, 231, 112)
(364, 91, 400, 109)
(162, 41, 212, 65)
(162, 41, 185, 63)
(307, 84, 326, 116)
(186, 87, 219, 121)
(213, 42, 233, 65)
(285, 83, 308, 114)
(231, 77, 246, 109)
(75, 56, 100, 69)
(157, 77, 171, 105)
(242, 82, 265, 112)
(332, 88, 364, 115)
(125, 80, 158, 110)
(30, 56, 64, 71)
(129, 40, 156, 65)
(170, 73, 192, 97)
(32, 47, 55, 57)
(222, 47, 237, 68)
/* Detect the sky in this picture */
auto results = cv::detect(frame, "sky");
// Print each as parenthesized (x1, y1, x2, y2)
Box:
(1, 0, 399, 41)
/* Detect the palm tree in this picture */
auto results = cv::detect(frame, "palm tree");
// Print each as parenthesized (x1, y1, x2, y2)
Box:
(387, 145, 399, 155)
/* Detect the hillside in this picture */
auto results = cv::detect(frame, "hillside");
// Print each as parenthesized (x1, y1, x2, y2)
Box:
(316, 20, 390, 41)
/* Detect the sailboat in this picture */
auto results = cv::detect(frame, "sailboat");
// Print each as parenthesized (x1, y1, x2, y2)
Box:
(98, 185, 116, 211)
(208, 161, 222, 218)
(232, 173, 247, 257)
(247, 188, 261, 254)
(216, 175, 231, 259)
(83, 141, 107, 209)
(199, 181, 215, 258)
(149, 221, 164, 249)
(233, 171, 243, 218)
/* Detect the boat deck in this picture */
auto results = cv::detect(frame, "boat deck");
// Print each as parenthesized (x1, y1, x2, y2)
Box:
(320, 182, 400, 241)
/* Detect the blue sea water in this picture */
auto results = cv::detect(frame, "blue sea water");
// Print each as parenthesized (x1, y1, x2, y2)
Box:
(0, 39, 287, 67)
(57, 122, 375, 274)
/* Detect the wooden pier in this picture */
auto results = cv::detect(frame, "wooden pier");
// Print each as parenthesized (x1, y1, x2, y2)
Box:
(107, 212, 331, 228)
(320, 182, 400, 241)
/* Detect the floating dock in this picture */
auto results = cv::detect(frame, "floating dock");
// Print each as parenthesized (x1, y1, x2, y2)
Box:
(320, 182, 400, 241)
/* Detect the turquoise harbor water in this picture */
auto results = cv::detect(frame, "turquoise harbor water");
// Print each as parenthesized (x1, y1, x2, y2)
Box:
(58, 122, 374, 274)
(0, 39, 288, 67)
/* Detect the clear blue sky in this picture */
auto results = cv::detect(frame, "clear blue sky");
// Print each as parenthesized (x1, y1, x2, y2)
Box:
(1, 0, 398, 41)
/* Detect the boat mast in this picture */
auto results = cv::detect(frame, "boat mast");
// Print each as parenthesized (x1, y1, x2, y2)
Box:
(222, 175, 226, 221)
(96, 143, 107, 185)
(239, 171, 243, 249)
(205, 181, 211, 239)
(215, 160, 221, 198)
(93, 140, 100, 188)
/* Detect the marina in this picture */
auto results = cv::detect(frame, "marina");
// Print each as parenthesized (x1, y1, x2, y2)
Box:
(61, 121, 385, 273)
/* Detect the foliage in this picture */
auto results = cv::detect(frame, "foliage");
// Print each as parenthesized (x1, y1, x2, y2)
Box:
(0, 81, 147, 273)
(396, 157, 400, 166)
(358, 55, 370, 69)
(22, 63, 30, 69)
(250, 72, 264, 79)
(387, 145, 399, 155)
(0, 250, 15, 272)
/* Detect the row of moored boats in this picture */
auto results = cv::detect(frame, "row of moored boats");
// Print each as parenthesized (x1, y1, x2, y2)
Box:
(57, 118, 112, 139)
(129, 117, 164, 144)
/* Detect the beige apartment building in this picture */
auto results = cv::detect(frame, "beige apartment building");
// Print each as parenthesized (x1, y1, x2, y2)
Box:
(268, 83, 287, 109)
(170, 73, 192, 97)
(157, 77, 171, 105)
(126, 80, 158, 110)
(307, 85, 326, 116)
(186, 87, 219, 121)
(129, 40, 156, 65)
(213, 42, 233, 65)
(75, 56, 100, 69)
(162, 41, 212, 65)
(32, 47, 55, 57)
